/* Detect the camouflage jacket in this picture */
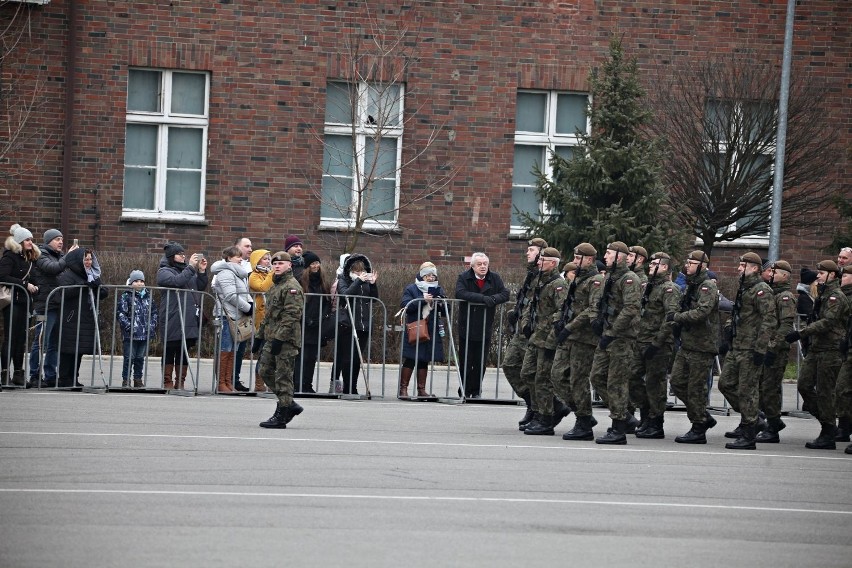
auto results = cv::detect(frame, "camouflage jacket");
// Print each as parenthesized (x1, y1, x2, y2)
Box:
(565, 265, 601, 347)
(522, 267, 567, 350)
(730, 273, 776, 354)
(637, 273, 681, 347)
(801, 279, 848, 353)
(258, 269, 304, 348)
(673, 268, 720, 354)
(768, 281, 796, 353)
(587, 262, 641, 340)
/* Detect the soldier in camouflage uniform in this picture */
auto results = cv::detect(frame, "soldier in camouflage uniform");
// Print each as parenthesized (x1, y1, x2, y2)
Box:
(586, 241, 642, 445)
(632, 252, 681, 439)
(669, 250, 720, 444)
(785, 260, 849, 449)
(755, 260, 796, 443)
(257, 251, 305, 429)
(717, 252, 776, 450)
(836, 265, 852, 447)
(558, 243, 602, 441)
(503, 238, 547, 430)
(522, 248, 569, 435)
(549, 261, 578, 424)
(626, 245, 649, 425)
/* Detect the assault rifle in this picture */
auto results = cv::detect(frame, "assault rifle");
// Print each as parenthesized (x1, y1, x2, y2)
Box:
(591, 258, 616, 337)
(673, 278, 697, 340)
(509, 268, 537, 334)
(640, 263, 660, 316)
(523, 270, 560, 339)
(723, 272, 746, 349)
(554, 277, 578, 343)
(801, 283, 826, 357)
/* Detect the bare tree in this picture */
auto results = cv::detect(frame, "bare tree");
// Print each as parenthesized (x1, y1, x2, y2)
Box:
(311, 4, 457, 254)
(648, 56, 840, 252)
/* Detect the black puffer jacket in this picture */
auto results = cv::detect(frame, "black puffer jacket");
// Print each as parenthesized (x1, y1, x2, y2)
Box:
(156, 256, 209, 342)
(55, 248, 108, 355)
(31, 244, 67, 313)
(335, 253, 379, 333)
(0, 242, 39, 307)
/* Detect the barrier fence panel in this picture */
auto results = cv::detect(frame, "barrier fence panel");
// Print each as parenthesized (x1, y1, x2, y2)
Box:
(0, 283, 33, 389)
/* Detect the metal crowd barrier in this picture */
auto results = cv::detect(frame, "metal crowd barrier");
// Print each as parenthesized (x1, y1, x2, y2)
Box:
(0, 282, 33, 389)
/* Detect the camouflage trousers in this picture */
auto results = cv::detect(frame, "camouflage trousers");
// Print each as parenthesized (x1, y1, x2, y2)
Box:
(259, 342, 297, 406)
(626, 340, 648, 415)
(631, 342, 674, 419)
(521, 345, 555, 416)
(759, 347, 789, 420)
(835, 358, 852, 421)
(503, 333, 533, 403)
(717, 349, 761, 425)
(550, 343, 573, 409)
(670, 348, 714, 424)
(568, 341, 596, 418)
(798, 350, 842, 428)
(589, 337, 634, 421)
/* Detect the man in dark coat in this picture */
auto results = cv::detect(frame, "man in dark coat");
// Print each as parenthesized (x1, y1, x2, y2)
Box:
(454, 252, 509, 398)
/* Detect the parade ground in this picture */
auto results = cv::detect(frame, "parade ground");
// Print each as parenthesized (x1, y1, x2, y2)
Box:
(1, 387, 851, 568)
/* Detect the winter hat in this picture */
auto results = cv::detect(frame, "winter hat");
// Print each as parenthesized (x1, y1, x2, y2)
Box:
(163, 241, 185, 258)
(302, 251, 321, 266)
(419, 264, 438, 278)
(250, 249, 270, 270)
(707, 270, 718, 280)
(128, 270, 145, 284)
(43, 228, 63, 245)
(284, 235, 303, 252)
(10, 224, 33, 244)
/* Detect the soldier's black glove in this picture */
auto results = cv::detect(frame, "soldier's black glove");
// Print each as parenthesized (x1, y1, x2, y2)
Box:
(722, 324, 733, 345)
(598, 335, 613, 350)
(752, 352, 766, 366)
(718, 341, 730, 356)
(785, 331, 801, 344)
(269, 339, 283, 355)
(590, 317, 605, 337)
(522, 325, 533, 339)
(665, 312, 676, 323)
(763, 350, 776, 367)
(642, 344, 659, 360)
(251, 338, 264, 355)
(556, 328, 571, 344)
(507, 310, 518, 327)
(840, 339, 850, 361)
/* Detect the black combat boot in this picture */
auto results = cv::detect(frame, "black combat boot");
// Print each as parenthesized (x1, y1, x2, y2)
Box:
(281, 400, 304, 425)
(562, 415, 595, 441)
(725, 423, 756, 450)
(704, 412, 718, 431)
(259, 404, 287, 429)
(636, 416, 665, 439)
(805, 424, 837, 450)
(675, 422, 708, 444)
(524, 414, 555, 436)
(846, 443, 852, 455)
(755, 412, 767, 433)
(519, 412, 539, 432)
(835, 417, 851, 442)
(635, 408, 650, 435)
(724, 424, 742, 439)
(518, 392, 535, 430)
(596, 419, 627, 445)
(552, 397, 571, 428)
(624, 413, 640, 435)
(756, 416, 786, 443)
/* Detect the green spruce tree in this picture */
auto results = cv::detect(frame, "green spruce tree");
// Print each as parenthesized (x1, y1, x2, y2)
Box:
(521, 35, 686, 258)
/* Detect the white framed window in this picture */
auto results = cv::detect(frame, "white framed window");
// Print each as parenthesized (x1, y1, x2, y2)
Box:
(699, 98, 775, 246)
(123, 68, 209, 221)
(511, 90, 588, 234)
(321, 81, 403, 230)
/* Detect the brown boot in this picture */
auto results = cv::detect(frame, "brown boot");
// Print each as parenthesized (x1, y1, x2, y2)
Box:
(175, 365, 189, 391)
(399, 367, 413, 398)
(254, 369, 267, 393)
(218, 352, 235, 394)
(416, 368, 434, 398)
(163, 364, 175, 390)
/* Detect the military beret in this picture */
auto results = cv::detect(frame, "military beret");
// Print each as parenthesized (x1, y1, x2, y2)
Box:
(574, 242, 597, 257)
(771, 260, 792, 273)
(541, 247, 561, 260)
(629, 245, 648, 260)
(842, 265, 852, 275)
(271, 251, 291, 262)
(528, 237, 548, 248)
(740, 252, 763, 266)
(562, 261, 578, 272)
(607, 241, 629, 254)
(650, 252, 671, 261)
(688, 250, 710, 264)
(817, 259, 840, 274)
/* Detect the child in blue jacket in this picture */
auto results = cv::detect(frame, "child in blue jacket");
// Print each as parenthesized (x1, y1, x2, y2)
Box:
(117, 270, 158, 387)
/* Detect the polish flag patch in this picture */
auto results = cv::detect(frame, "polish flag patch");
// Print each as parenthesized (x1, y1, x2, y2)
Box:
(289, 289, 299, 294)
(757, 290, 765, 296)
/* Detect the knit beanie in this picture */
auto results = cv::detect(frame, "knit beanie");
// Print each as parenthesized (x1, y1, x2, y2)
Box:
(163, 241, 185, 258)
(302, 251, 321, 266)
(284, 235, 303, 252)
(10, 224, 33, 244)
(43, 228, 63, 245)
(128, 270, 145, 284)
(419, 265, 438, 278)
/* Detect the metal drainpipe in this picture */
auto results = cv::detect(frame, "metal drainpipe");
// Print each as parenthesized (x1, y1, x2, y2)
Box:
(61, 0, 77, 239)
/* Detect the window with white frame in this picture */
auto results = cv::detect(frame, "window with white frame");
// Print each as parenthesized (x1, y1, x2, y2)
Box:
(511, 91, 588, 233)
(123, 69, 209, 220)
(321, 81, 403, 229)
(701, 98, 775, 245)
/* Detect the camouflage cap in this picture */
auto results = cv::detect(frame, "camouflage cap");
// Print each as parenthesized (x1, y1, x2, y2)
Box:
(629, 245, 648, 260)
(688, 250, 710, 264)
(541, 247, 561, 260)
(573, 242, 597, 257)
(771, 260, 792, 273)
(817, 259, 840, 274)
(607, 241, 629, 254)
(271, 251, 291, 262)
(740, 252, 763, 266)
(528, 237, 548, 248)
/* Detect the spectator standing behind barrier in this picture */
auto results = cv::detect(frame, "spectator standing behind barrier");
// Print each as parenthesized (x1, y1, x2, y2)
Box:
(296, 251, 329, 394)
(249, 248, 273, 393)
(837, 247, 852, 268)
(28, 229, 77, 388)
(156, 241, 208, 391)
(55, 248, 107, 388)
(117, 270, 158, 388)
(257, 251, 304, 428)
(230, 237, 254, 392)
(0, 224, 40, 387)
(398, 263, 447, 398)
(211, 246, 253, 394)
(284, 235, 305, 282)
(454, 252, 510, 399)
(331, 253, 378, 395)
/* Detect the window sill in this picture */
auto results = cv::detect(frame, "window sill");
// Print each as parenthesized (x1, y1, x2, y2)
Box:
(695, 236, 769, 248)
(317, 223, 401, 235)
(121, 214, 210, 226)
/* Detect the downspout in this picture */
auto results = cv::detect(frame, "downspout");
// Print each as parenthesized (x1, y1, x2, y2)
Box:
(61, 0, 77, 238)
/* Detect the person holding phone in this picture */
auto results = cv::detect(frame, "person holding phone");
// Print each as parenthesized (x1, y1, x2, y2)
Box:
(398, 262, 447, 398)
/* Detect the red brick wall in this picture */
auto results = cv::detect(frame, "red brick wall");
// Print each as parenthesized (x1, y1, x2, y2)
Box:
(1, 0, 848, 288)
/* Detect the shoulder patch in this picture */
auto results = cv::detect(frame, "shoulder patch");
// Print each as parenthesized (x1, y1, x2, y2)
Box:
(593, 280, 601, 287)
(756, 290, 765, 297)
(289, 289, 299, 294)
(700, 286, 710, 293)
(828, 296, 837, 302)
(555, 286, 564, 292)
(780, 296, 791, 302)
(665, 287, 674, 293)
(625, 278, 634, 285)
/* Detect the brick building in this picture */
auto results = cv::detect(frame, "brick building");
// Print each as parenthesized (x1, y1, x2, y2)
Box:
(1, 0, 848, 278)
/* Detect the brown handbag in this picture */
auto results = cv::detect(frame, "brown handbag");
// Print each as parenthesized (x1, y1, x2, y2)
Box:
(406, 318, 430, 345)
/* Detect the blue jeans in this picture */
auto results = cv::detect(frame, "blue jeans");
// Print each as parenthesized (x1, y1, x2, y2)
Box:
(122, 339, 148, 380)
(221, 319, 248, 382)
(29, 309, 59, 383)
